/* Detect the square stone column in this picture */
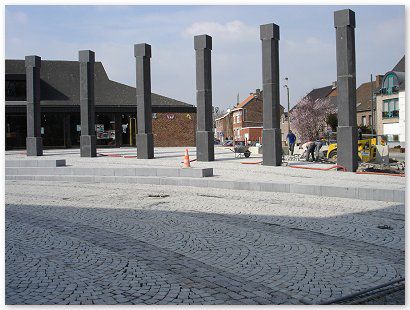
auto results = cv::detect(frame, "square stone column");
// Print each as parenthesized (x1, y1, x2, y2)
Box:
(334, 9, 358, 172)
(260, 23, 282, 166)
(195, 34, 214, 161)
(134, 43, 154, 159)
(25, 55, 43, 156)
(79, 50, 97, 157)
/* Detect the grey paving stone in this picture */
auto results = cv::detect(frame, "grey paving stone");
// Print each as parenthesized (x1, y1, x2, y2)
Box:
(5, 180, 404, 305)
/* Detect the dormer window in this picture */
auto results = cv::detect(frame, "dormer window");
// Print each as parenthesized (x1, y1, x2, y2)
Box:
(382, 73, 399, 95)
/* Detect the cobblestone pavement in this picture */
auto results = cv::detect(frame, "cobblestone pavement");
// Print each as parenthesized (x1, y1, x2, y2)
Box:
(5, 180, 405, 305)
(359, 287, 405, 305)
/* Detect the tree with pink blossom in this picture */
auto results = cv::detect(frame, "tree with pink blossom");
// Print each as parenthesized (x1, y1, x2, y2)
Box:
(290, 96, 336, 143)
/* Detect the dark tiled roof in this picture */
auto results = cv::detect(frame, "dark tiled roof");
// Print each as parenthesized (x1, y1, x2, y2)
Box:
(290, 85, 335, 112)
(392, 56, 405, 72)
(230, 90, 285, 113)
(356, 77, 382, 112)
(305, 85, 334, 102)
(5, 59, 193, 108)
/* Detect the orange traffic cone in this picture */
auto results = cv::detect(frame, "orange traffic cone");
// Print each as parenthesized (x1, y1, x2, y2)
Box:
(183, 148, 191, 168)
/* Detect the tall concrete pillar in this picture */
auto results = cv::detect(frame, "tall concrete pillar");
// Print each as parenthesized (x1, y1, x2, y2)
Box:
(79, 50, 96, 157)
(334, 9, 358, 172)
(134, 43, 154, 159)
(194, 34, 214, 161)
(260, 23, 281, 166)
(25, 55, 43, 156)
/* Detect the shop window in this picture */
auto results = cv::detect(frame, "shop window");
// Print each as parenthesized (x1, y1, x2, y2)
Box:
(5, 80, 26, 101)
(5, 114, 27, 149)
(96, 113, 116, 146)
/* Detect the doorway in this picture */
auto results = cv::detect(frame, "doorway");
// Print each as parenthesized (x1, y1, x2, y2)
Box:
(121, 114, 137, 146)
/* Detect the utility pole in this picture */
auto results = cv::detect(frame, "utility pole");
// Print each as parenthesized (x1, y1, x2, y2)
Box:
(284, 77, 290, 133)
(370, 74, 374, 136)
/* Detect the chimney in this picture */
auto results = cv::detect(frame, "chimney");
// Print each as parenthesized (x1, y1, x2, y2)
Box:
(254, 88, 262, 99)
(375, 75, 383, 87)
(332, 81, 337, 89)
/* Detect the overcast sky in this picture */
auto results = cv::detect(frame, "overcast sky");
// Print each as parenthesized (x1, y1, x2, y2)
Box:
(5, 5, 405, 110)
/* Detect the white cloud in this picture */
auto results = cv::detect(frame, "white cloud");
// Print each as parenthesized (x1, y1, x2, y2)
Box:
(4, 6, 405, 111)
(10, 11, 28, 24)
(182, 20, 258, 42)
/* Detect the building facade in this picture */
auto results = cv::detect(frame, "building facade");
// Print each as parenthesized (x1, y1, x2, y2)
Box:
(215, 89, 285, 144)
(5, 59, 196, 150)
(355, 75, 383, 131)
(375, 56, 405, 146)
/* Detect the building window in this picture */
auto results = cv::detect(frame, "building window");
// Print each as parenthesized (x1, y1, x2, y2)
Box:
(369, 115, 372, 126)
(5, 80, 27, 101)
(382, 98, 399, 119)
(386, 134, 399, 142)
(382, 73, 399, 95)
(361, 116, 367, 126)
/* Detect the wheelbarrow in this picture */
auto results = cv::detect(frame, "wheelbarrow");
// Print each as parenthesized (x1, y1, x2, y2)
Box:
(229, 145, 251, 158)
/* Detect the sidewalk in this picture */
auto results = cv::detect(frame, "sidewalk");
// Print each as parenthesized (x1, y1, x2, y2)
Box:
(5, 146, 405, 202)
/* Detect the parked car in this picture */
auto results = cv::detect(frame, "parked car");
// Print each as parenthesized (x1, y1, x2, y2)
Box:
(214, 138, 221, 145)
(222, 140, 233, 146)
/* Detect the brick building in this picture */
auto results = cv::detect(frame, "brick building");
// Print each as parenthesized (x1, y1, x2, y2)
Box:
(215, 89, 284, 144)
(291, 78, 386, 142)
(215, 111, 233, 142)
(5, 59, 196, 149)
(356, 75, 383, 129)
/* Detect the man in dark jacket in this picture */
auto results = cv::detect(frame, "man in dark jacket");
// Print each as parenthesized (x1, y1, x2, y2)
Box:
(286, 130, 297, 155)
(306, 141, 316, 162)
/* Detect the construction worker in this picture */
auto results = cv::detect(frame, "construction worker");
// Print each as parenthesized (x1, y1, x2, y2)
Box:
(358, 128, 363, 140)
(286, 130, 297, 155)
(314, 137, 324, 162)
(306, 141, 316, 162)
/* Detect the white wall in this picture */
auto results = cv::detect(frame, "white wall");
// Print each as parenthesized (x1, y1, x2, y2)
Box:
(399, 91, 405, 144)
(383, 122, 400, 135)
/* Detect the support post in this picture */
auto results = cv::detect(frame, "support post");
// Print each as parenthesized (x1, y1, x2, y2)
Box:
(260, 23, 282, 166)
(25, 55, 43, 156)
(79, 50, 97, 157)
(370, 74, 374, 135)
(334, 9, 358, 172)
(194, 34, 214, 161)
(134, 43, 154, 159)
(114, 113, 122, 147)
(63, 113, 71, 148)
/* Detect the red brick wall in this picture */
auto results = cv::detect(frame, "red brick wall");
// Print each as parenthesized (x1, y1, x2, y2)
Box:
(240, 127, 262, 142)
(152, 112, 196, 147)
(243, 98, 263, 126)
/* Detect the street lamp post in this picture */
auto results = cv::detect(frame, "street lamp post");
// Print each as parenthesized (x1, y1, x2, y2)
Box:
(284, 77, 290, 134)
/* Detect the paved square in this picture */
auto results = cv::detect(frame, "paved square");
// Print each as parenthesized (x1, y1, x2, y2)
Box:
(5, 180, 404, 304)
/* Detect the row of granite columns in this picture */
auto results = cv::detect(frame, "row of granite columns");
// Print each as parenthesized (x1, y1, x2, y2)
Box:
(24, 9, 358, 171)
